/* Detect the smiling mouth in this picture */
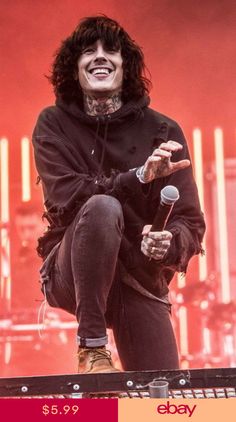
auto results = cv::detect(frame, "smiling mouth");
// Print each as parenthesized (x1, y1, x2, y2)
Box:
(88, 67, 114, 76)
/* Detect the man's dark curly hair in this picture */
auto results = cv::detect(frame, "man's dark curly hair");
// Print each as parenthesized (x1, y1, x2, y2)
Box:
(49, 15, 151, 105)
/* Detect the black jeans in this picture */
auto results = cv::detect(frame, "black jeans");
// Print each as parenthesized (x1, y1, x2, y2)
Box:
(45, 194, 179, 371)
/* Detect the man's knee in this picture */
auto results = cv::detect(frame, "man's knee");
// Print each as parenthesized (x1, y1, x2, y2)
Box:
(81, 194, 124, 228)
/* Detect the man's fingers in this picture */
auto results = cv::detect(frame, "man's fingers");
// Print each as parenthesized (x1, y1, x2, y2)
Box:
(141, 240, 168, 260)
(151, 149, 172, 158)
(147, 230, 172, 241)
(142, 224, 152, 235)
(142, 229, 172, 238)
(154, 140, 183, 153)
(161, 140, 183, 149)
(141, 229, 172, 256)
(141, 229, 173, 261)
(145, 157, 189, 174)
(170, 159, 190, 171)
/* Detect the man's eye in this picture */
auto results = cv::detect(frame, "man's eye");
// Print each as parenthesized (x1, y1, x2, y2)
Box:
(83, 48, 94, 54)
(107, 49, 118, 54)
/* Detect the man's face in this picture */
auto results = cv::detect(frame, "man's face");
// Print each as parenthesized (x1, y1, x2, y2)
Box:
(77, 39, 123, 97)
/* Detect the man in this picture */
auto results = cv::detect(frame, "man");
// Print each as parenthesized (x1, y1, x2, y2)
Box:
(32, 16, 205, 373)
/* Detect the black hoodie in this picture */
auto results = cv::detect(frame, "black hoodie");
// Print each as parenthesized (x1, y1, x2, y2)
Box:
(32, 96, 205, 298)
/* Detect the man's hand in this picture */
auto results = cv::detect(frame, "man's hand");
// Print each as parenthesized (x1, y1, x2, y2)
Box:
(140, 140, 190, 183)
(141, 225, 172, 261)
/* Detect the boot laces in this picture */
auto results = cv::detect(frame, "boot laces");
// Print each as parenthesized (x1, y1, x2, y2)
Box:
(78, 348, 112, 365)
(90, 348, 112, 365)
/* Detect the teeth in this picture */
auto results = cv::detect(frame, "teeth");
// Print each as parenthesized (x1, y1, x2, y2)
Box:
(90, 68, 111, 75)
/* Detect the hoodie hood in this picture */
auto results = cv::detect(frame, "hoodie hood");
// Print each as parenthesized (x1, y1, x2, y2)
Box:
(55, 95, 150, 127)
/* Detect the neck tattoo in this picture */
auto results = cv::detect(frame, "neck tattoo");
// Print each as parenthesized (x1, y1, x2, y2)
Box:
(84, 93, 122, 116)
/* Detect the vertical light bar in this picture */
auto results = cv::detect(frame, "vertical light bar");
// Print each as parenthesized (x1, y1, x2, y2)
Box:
(202, 327, 211, 355)
(21, 136, 31, 201)
(4, 342, 12, 365)
(214, 128, 230, 303)
(0, 138, 11, 308)
(193, 128, 207, 281)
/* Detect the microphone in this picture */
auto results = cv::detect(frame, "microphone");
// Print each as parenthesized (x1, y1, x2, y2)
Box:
(151, 185, 179, 231)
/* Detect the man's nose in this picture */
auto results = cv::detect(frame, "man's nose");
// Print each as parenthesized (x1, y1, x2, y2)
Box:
(94, 46, 107, 62)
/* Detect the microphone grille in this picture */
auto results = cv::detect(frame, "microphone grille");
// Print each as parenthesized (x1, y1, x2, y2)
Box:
(161, 185, 179, 205)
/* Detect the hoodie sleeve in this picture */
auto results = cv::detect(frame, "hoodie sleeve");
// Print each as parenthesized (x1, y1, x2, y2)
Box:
(32, 108, 148, 227)
(119, 122, 205, 287)
(32, 109, 103, 226)
(159, 123, 206, 273)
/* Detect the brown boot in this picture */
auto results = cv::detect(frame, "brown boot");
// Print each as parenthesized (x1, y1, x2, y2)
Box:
(77, 347, 120, 374)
